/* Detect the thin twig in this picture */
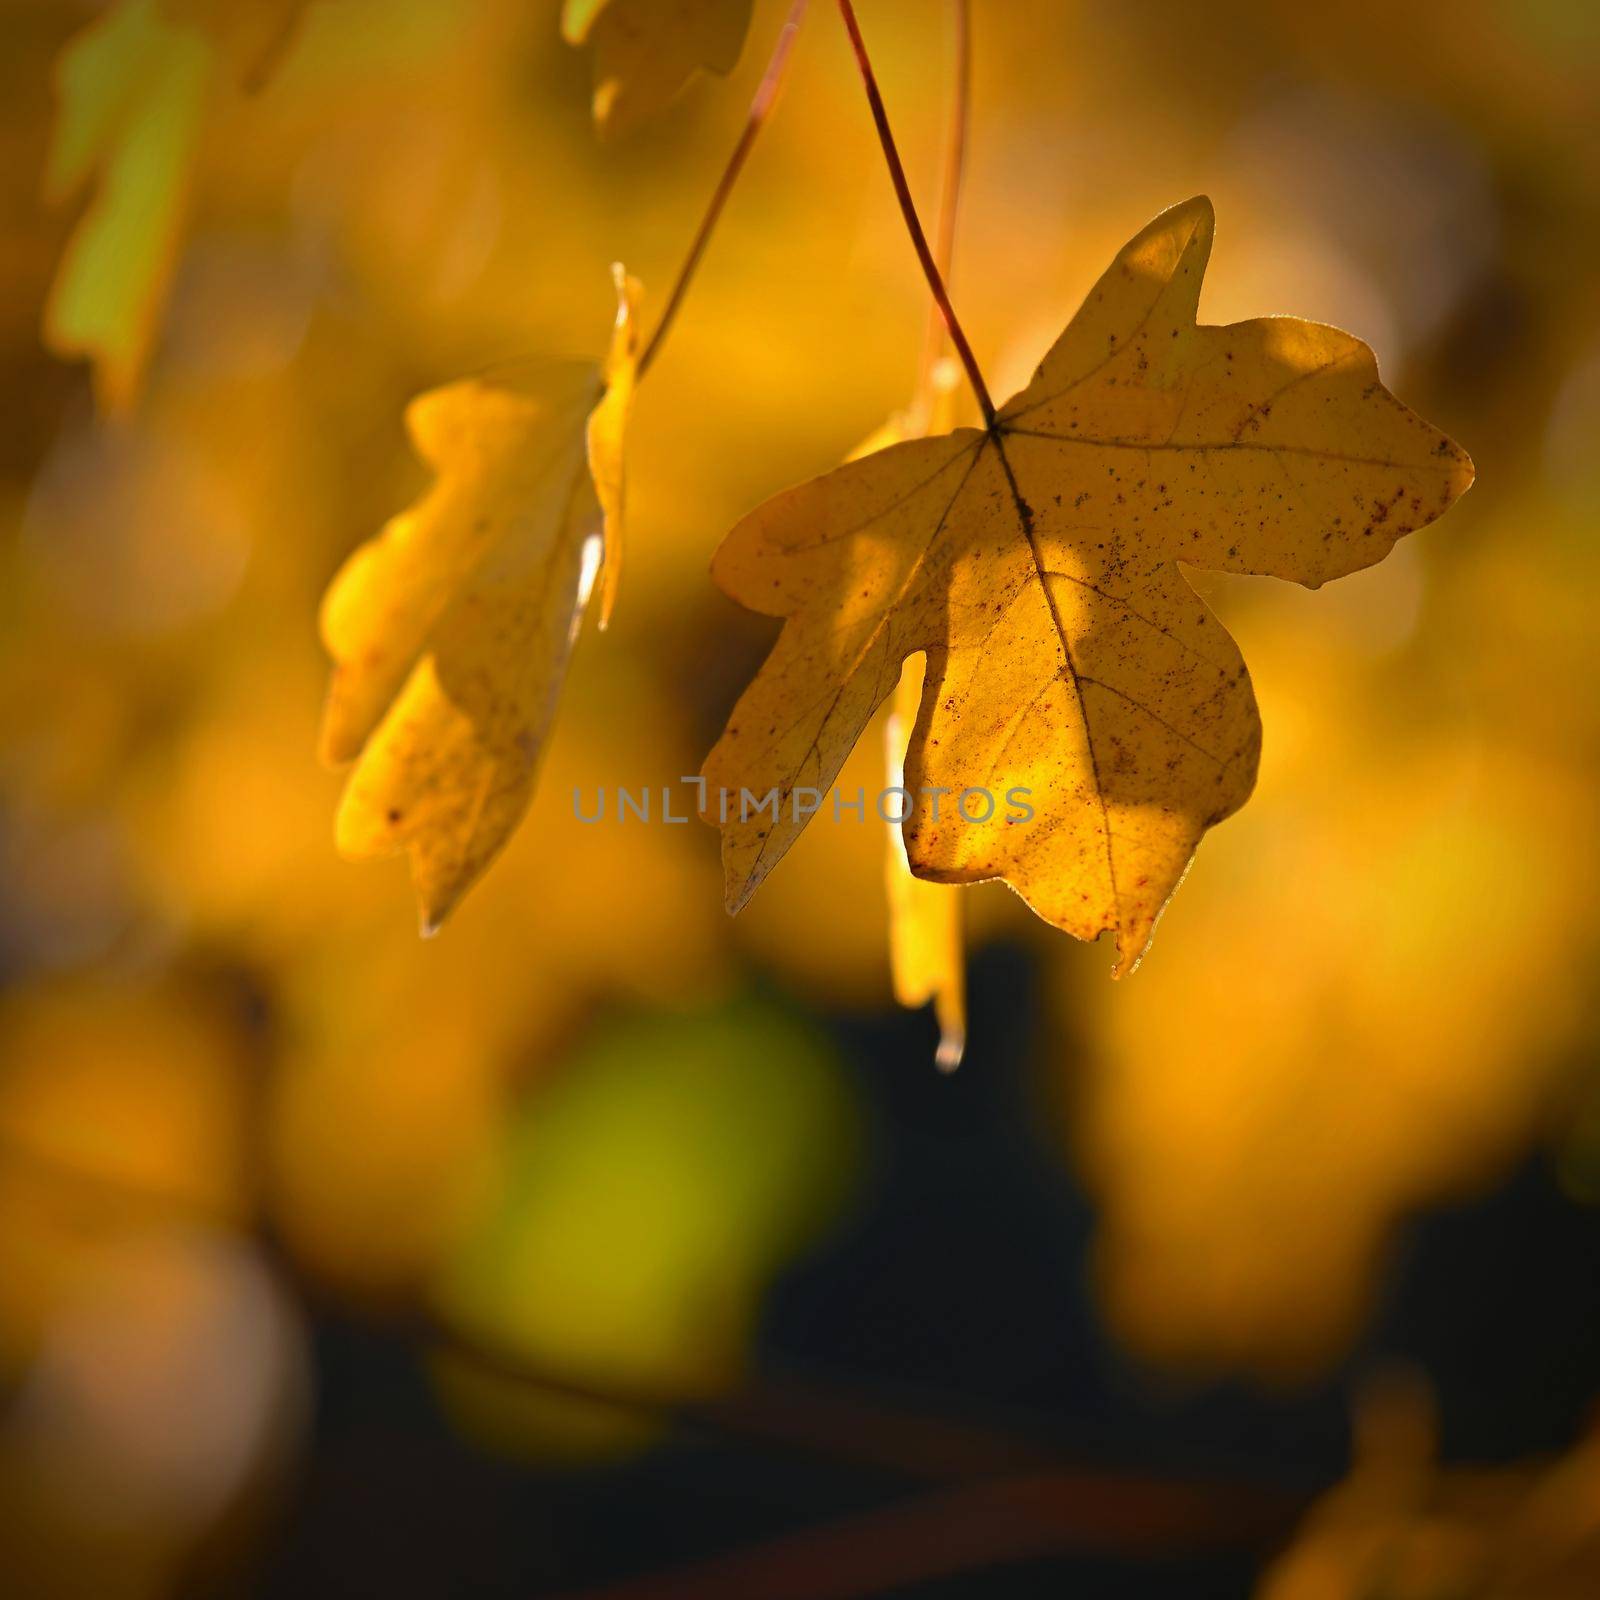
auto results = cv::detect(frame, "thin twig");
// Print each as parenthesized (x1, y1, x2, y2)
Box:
(0, 1122, 1326, 1531)
(912, 0, 971, 413)
(636, 0, 809, 379)
(0, 1127, 1320, 1598)
(546, 1472, 1305, 1600)
(837, 0, 995, 427)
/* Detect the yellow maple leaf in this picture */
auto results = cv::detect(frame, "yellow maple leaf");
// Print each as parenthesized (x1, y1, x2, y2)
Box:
(319, 270, 641, 932)
(702, 197, 1474, 975)
(561, 0, 753, 138)
(42, 0, 316, 411)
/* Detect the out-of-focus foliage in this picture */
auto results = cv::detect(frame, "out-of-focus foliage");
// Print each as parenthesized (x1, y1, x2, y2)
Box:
(319, 270, 641, 930)
(1259, 1376, 1600, 1599)
(562, 0, 753, 138)
(42, 0, 315, 412)
(0, 0, 1598, 1589)
(0, 1228, 305, 1600)
(0, 978, 253, 1357)
(0, 978, 306, 1600)
(165, 2, 321, 91)
(1070, 577, 1598, 1375)
(434, 998, 854, 1457)
(43, 0, 211, 413)
(701, 196, 1471, 975)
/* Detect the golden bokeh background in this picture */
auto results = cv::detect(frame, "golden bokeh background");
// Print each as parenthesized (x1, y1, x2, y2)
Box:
(2, 1, 1599, 1594)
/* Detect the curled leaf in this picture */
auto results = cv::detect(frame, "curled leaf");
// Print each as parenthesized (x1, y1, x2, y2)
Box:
(856, 364, 966, 1067)
(590, 264, 641, 629)
(884, 654, 965, 1070)
(562, 0, 754, 138)
(320, 273, 641, 930)
(701, 198, 1473, 975)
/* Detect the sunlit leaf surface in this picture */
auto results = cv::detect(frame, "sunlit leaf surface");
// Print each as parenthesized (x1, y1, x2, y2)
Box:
(319, 273, 641, 929)
(704, 198, 1472, 974)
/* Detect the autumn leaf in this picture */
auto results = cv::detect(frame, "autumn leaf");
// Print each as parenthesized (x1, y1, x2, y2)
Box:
(562, 0, 754, 138)
(884, 652, 965, 1068)
(701, 197, 1473, 975)
(855, 364, 967, 1069)
(43, 0, 212, 413)
(319, 269, 641, 932)
(41, 0, 315, 411)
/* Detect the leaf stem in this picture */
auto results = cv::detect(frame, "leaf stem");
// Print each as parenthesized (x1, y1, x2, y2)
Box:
(636, 0, 809, 381)
(912, 0, 970, 414)
(837, 0, 995, 428)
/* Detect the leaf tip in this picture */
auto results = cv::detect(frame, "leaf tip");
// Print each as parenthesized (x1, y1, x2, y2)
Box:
(1163, 193, 1215, 243)
(1110, 928, 1148, 980)
(591, 80, 625, 138)
(317, 694, 357, 770)
(558, 0, 593, 47)
(721, 861, 762, 917)
(608, 261, 642, 332)
(934, 1027, 965, 1073)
